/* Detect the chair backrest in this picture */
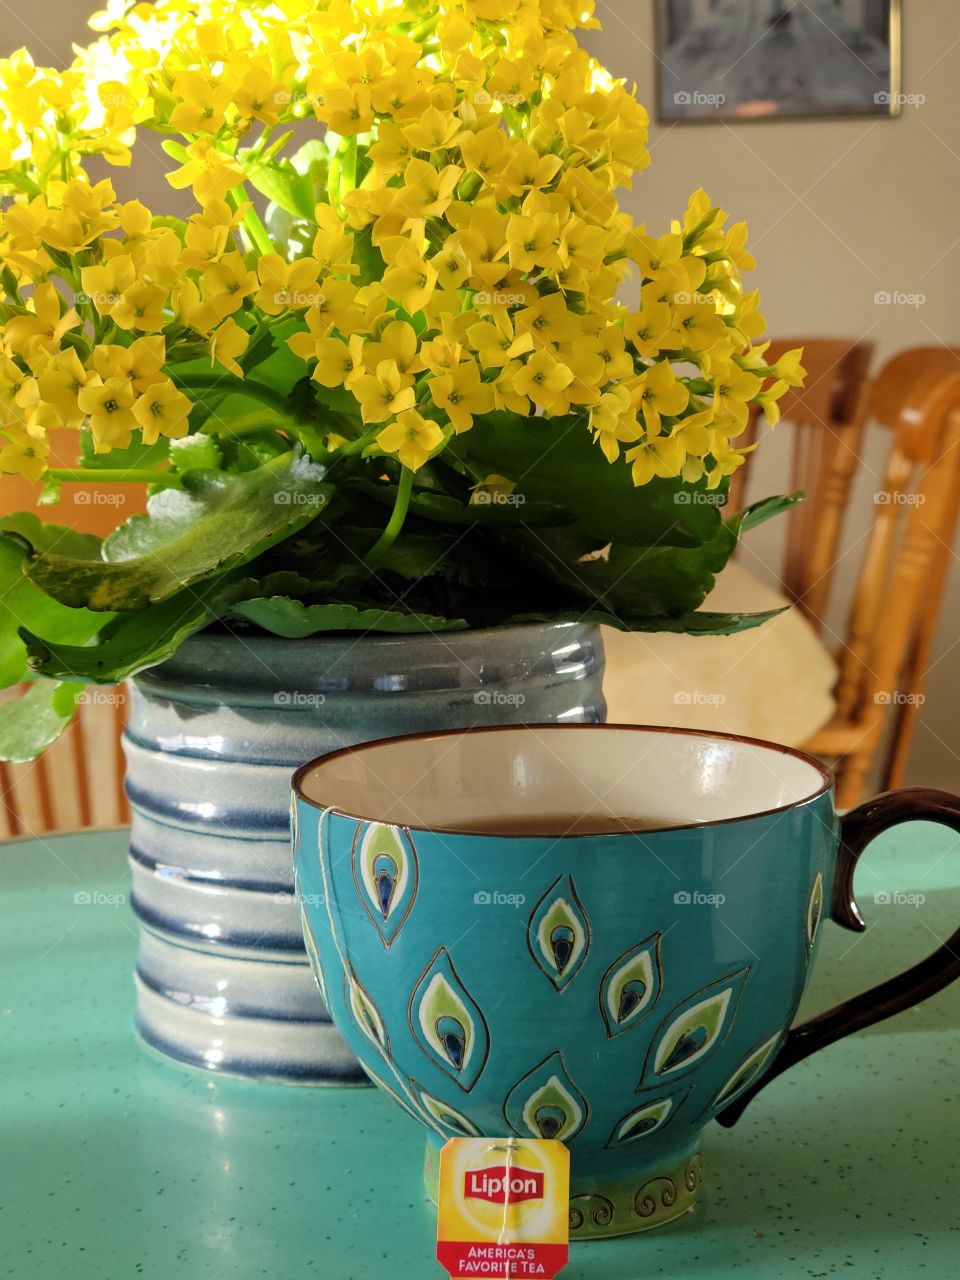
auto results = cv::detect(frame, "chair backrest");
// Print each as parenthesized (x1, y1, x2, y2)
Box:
(0, 688, 129, 837)
(728, 337, 875, 630)
(834, 348, 960, 786)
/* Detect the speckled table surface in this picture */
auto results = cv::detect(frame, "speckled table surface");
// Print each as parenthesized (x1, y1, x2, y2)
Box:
(2, 824, 958, 1280)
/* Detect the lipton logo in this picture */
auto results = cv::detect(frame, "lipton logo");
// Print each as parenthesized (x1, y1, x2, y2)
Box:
(464, 1165, 544, 1205)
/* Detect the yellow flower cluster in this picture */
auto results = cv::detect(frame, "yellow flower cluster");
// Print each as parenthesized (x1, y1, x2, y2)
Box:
(0, 0, 803, 489)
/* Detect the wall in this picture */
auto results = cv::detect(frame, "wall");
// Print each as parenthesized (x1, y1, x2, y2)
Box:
(2, 0, 959, 786)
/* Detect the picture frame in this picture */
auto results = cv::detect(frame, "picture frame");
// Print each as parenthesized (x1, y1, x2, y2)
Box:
(655, 0, 903, 123)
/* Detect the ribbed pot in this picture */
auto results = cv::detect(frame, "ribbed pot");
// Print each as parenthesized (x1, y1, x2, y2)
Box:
(124, 623, 606, 1084)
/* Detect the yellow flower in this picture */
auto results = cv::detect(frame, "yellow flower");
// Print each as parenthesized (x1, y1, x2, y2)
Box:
(668, 300, 728, 354)
(201, 252, 258, 321)
(712, 364, 762, 428)
(467, 313, 533, 369)
(112, 281, 169, 332)
(210, 318, 250, 378)
(515, 294, 580, 348)
(167, 138, 246, 205)
(506, 211, 561, 273)
(455, 207, 511, 288)
(80, 255, 137, 318)
(429, 360, 494, 434)
(254, 254, 324, 316)
(624, 288, 674, 360)
(633, 361, 690, 436)
(498, 143, 563, 199)
(382, 240, 438, 314)
(77, 376, 138, 452)
(352, 359, 416, 424)
(362, 321, 421, 378)
(376, 409, 445, 471)
(4, 283, 81, 360)
(590, 387, 641, 463)
(36, 349, 96, 429)
(133, 379, 192, 445)
(430, 239, 472, 291)
(170, 71, 234, 136)
(38, 179, 119, 251)
(513, 350, 575, 414)
(0, 424, 49, 482)
(233, 65, 290, 127)
(312, 335, 365, 389)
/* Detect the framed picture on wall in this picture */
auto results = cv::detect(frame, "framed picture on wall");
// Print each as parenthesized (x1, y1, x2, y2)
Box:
(656, 0, 903, 121)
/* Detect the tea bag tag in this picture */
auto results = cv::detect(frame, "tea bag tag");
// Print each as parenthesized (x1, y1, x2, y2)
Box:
(436, 1137, 570, 1279)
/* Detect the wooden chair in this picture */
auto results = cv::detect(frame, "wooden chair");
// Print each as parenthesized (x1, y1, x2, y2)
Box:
(802, 348, 960, 806)
(0, 689, 129, 838)
(728, 338, 876, 631)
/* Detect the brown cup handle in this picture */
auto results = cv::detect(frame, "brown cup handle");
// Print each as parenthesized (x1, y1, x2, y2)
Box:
(716, 788, 960, 1128)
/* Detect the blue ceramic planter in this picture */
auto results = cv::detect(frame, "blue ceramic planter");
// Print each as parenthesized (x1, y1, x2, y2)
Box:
(293, 725, 960, 1235)
(124, 624, 605, 1084)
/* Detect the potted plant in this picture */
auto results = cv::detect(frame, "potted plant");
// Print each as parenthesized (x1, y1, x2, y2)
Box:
(0, 0, 802, 1082)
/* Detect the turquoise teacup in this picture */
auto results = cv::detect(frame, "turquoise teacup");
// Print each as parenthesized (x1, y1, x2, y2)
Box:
(292, 725, 960, 1238)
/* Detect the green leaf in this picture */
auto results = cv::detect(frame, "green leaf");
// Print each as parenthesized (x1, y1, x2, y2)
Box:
(731, 491, 804, 534)
(0, 512, 101, 559)
(228, 596, 469, 636)
(21, 574, 257, 684)
(241, 321, 311, 391)
(0, 537, 110, 688)
(247, 160, 318, 221)
(503, 607, 788, 636)
(79, 432, 170, 472)
(448, 412, 726, 548)
(349, 480, 574, 528)
(0, 680, 82, 763)
(291, 139, 330, 179)
(19, 451, 333, 611)
(497, 513, 734, 620)
(169, 432, 223, 475)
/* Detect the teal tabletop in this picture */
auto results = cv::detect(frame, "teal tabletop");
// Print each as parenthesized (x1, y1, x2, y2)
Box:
(2, 824, 958, 1280)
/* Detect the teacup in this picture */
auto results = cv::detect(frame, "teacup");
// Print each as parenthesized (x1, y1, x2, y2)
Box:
(292, 725, 960, 1238)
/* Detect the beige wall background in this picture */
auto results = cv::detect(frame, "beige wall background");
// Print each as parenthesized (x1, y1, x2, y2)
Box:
(2, 0, 959, 787)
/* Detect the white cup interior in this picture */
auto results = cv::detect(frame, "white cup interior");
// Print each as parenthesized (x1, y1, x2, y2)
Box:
(295, 726, 829, 835)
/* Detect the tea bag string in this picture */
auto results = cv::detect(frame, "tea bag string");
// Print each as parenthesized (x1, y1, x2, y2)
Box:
(489, 1138, 521, 1250)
